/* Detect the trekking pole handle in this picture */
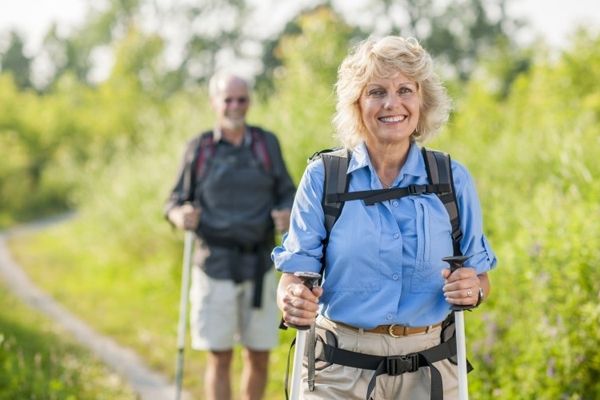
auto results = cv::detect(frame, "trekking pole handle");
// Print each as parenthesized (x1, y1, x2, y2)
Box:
(286, 271, 321, 331)
(442, 255, 471, 311)
(442, 255, 469, 273)
(295, 271, 321, 290)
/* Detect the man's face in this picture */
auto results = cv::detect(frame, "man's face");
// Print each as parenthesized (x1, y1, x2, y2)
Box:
(211, 77, 250, 131)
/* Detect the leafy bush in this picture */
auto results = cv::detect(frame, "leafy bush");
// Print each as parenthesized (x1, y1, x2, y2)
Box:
(434, 30, 600, 399)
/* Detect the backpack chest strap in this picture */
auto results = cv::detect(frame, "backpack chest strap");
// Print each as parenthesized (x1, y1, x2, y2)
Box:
(326, 183, 452, 206)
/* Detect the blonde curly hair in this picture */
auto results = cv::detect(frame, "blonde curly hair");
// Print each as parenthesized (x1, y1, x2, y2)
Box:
(333, 36, 451, 149)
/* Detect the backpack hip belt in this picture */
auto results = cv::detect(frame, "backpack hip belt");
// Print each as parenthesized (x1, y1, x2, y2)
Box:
(316, 332, 465, 400)
(200, 233, 274, 309)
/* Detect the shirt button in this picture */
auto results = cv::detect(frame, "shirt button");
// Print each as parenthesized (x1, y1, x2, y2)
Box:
(392, 201, 399, 207)
(393, 233, 400, 239)
(386, 314, 393, 320)
(392, 274, 399, 280)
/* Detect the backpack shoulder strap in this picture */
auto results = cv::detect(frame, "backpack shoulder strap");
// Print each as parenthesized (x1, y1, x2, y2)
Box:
(315, 148, 351, 237)
(422, 148, 463, 256)
(308, 148, 350, 279)
(194, 130, 215, 179)
(249, 126, 273, 173)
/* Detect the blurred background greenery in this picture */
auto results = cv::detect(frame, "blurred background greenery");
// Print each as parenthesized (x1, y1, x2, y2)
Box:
(1, 0, 599, 399)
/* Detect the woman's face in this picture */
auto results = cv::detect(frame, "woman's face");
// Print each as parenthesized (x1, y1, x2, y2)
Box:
(358, 71, 420, 147)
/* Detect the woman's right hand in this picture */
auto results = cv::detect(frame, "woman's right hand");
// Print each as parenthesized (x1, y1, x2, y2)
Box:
(277, 272, 323, 328)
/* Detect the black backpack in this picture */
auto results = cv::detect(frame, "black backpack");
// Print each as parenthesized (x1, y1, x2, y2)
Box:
(314, 146, 463, 274)
(188, 126, 274, 309)
(193, 126, 272, 179)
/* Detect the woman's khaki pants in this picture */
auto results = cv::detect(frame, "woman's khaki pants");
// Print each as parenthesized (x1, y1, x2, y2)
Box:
(300, 316, 459, 400)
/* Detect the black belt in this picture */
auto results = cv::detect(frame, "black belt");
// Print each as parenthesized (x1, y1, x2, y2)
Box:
(202, 235, 269, 308)
(202, 236, 262, 253)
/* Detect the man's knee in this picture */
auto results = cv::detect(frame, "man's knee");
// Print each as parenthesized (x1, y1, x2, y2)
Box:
(245, 349, 270, 371)
(208, 349, 234, 370)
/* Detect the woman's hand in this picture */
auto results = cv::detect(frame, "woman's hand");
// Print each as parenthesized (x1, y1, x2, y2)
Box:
(442, 269, 489, 307)
(277, 272, 323, 328)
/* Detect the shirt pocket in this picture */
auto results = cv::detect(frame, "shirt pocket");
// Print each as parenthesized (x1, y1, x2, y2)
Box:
(411, 199, 443, 293)
(322, 280, 382, 308)
(415, 199, 431, 262)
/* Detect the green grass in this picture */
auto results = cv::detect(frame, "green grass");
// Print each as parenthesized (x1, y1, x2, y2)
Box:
(8, 222, 297, 399)
(0, 278, 135, 400)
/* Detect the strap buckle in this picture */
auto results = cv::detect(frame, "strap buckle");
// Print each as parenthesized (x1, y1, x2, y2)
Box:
(386, 354, 419, 376)
(408, 185, 426, 195)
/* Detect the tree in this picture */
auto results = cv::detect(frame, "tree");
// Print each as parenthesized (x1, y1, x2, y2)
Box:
(255, 6, 358, 178)
(34, 0, 263, 93)
(0, 31, 32, 89)
(257, 0, 526, 83)
(362, 0, 526, 80)
(38, 0, 142, 89)
(158, 0, 259, 88)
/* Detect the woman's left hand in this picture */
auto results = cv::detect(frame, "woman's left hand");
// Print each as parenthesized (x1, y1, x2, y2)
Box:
(441, 267, 482, 307)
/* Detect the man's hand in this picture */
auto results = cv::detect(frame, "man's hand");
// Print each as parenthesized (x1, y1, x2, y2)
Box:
(168, 203, 201, 231)
(271, 208, 291, 233)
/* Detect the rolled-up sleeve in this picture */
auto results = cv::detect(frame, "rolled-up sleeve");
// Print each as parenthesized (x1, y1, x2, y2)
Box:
(453, 161, 498, 274)
(268, 134, 296, 209)
(272, 160, 327, 273)
(164, 138, 198, 218)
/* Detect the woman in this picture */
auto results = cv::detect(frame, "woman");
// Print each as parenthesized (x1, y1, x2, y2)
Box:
(273, 36, 497, 399)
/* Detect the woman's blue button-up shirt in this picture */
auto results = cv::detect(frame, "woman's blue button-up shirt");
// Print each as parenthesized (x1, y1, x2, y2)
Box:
(273, 142, 497, 328)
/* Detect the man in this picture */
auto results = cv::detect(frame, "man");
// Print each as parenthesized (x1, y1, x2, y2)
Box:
(165, 71, 296, 400)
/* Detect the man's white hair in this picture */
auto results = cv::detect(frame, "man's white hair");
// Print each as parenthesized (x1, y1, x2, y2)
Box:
(208, 71, 251, 98)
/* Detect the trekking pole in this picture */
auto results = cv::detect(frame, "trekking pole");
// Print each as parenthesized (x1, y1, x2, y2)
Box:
(175, 230, 194, 400)
(443, 256, 470, 400)
(288, 271, 321, 400)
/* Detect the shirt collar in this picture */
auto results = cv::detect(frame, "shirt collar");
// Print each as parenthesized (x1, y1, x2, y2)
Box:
(347, 142, 370, 174)
(400, 141, 427, 179)
(348, 141, 427, 180)
(213, 126, 251, 146)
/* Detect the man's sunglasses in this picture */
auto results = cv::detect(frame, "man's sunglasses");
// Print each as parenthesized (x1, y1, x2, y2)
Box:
(224, 96, 249, 104)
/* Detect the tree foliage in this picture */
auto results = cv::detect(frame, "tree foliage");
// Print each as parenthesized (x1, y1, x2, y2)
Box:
(0, 31, 32, 89)
(1, 0, 524, 93)
(254, 6, 357, 179)
(432, 29, 600, 398)
(35, 0, 142, 88)
(353, 0, 525, 80)
(0, 26, 161, 225)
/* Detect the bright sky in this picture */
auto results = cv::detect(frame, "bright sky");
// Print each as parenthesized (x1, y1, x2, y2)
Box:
(508, 0, 600, 46)
(0, 0, 87, 55)
(0, 0, 598, 57)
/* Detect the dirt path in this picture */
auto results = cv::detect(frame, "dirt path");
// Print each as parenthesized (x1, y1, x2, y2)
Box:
(0, 215, 190, 400)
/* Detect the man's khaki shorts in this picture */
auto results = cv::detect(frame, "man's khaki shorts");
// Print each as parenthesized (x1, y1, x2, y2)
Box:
(189, 266, 279, 351)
